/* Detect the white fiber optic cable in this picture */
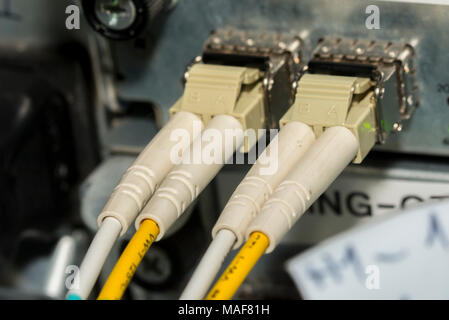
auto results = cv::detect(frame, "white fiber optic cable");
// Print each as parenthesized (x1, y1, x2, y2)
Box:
(180, 121, 316, 299)
(67, 217, 121, 300)
(180, 229, 235, 300)
(246, 126, 359, 253)
(135, 114, 245, 240)
(97, 111, 203, 235)
(67, 111, 202, 299)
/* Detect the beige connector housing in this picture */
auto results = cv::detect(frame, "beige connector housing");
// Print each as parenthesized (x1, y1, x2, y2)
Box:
(280, 74, 377, 163)
(170, 63, 266, 152)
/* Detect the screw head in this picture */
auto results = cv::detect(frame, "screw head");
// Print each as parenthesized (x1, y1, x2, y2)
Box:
(94, 0, 137, 31)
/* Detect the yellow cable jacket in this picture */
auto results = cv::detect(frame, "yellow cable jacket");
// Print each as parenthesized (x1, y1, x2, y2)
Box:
(206, 232, 269, 300)
(97, 219, 159, 300)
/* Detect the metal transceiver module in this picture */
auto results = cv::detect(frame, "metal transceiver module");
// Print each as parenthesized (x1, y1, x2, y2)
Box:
(308, 37, 419, 143)
(192, 28, 303, 129)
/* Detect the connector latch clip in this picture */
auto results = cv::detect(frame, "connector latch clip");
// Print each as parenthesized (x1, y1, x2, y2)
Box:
(281, 74, 376, 163)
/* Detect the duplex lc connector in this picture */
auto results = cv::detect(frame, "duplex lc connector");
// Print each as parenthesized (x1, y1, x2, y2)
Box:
(280, 74, 376, 163)
(207, 38, 420, 300)
(207, 74, 367, 300)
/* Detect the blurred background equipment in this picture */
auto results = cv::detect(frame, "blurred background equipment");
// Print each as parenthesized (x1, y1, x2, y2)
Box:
(0, 0, 448, 300)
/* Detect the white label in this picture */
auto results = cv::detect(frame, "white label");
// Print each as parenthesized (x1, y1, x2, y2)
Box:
(286, 200, 449, 300)
(282, 172, 449, 245)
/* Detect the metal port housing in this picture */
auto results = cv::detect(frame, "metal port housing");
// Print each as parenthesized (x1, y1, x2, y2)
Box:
(308, 37, 419, 144)
(187, 28, 304, 129)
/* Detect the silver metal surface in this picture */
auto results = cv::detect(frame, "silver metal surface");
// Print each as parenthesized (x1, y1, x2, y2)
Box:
(114, 0, 449, 156)
(44, 233, 87, 299)
(13, 231, 89, 299)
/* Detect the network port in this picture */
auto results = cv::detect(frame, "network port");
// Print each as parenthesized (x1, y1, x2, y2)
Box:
(196, 28, 303, 129)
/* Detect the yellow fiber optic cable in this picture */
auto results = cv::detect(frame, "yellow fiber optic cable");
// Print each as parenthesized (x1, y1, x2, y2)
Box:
(206, 231, 269, 300)
(98, 219, 159, 300)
